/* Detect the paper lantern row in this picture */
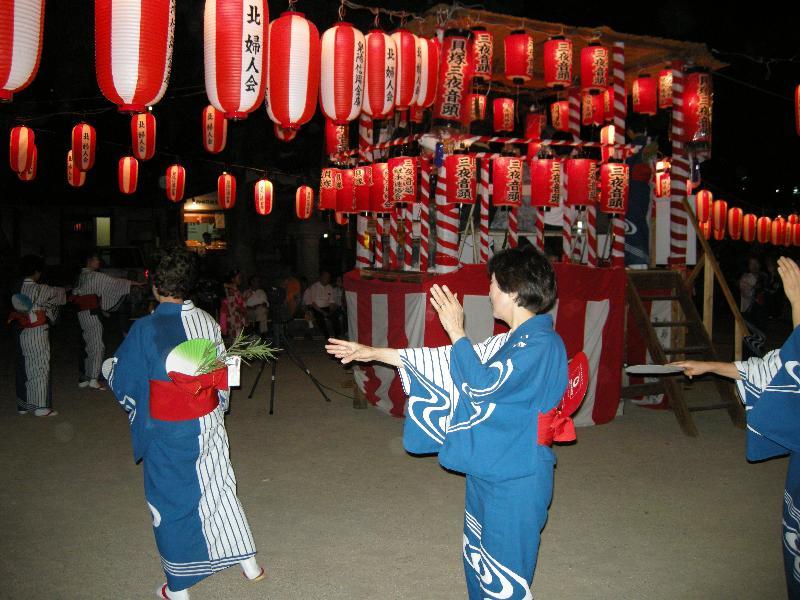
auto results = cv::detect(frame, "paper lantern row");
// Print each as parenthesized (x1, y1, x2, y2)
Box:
(695, 192, 799, 245)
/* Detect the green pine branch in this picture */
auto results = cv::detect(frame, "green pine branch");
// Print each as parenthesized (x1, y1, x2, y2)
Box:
(196, 331, 280, 375)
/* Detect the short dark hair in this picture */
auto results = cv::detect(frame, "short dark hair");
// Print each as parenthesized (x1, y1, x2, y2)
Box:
(84, 249, 100, 265)
(20, 254, 44, 277)
(488, 246, 557, 314)
(153, 246, 198, 299)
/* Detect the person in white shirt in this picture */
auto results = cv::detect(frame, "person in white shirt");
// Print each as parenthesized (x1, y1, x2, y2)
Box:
(304, 271, 340, 338)
(243, 275, 269, 335)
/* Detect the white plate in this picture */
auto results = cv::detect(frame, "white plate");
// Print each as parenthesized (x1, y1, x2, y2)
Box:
(625, 364, 685, 375)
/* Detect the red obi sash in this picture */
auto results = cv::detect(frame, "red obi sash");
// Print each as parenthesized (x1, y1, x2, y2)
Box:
(149, 368, 228, 421)
(7, 309, 47, 329)
(69, 294, 99, 312)
(536, 351, 589, 447)
(537, 408, 576, 446)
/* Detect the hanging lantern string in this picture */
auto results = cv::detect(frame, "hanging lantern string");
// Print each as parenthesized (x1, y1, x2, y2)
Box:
(341, 0, 424, 23)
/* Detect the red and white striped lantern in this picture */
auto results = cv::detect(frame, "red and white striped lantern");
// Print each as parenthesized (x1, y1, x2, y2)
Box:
(370, 162, 391, 213)
(0, 0, 45, 102)
(296, 185, 314, 219)
(470, 27, 493, 82)
(580, 43, 609, 94)
(274, 123, 297, 142)
(414, 37, 439, 109)
(785, 220, 794, 247)
(391, 29, 419, 111)
(699, 220, 712, 240)
(504, 30, 534, 84)
(756, 216, 771, 244)
(388, 156, 418, 205)
(202, 104, 227, 153)
(66, 150, 86, 188)
(204, 0, 267, 120)
(9, 125, 34, 173)
(254, 178, 273, 215)
(336, 168, 356, 213)
(265, 11, 319, 129)
(325, 118, 348, 155)
(742, 214, 757, 243)
(71, 123, 97, 171)
(599, 161, 629, 214)
(632, 74, 657, 115)
(353, 165, 373, 212)
(551, 100, 570, 132)
(319, 167, 339, 210)
(492, 157, 524, 207)
(711, 199, 728, 232)
(695, 190, 713, 223)
(18, 145, 36, 181)
(581, 91, 604, 127)
(713, 225, 725, 241)
(793, 223, 800, 246)
(493, 97, 515, 132)
(96, 0, 175, 113)
(565, 158, 598, 206)
(789, 214, 800, 226)
(658, 67, 673, 109)
(654, 160, 671, 198)
(118, 156, 139, 195)
(771, 216, 787, 246)
(543, 36, 572, 89)
(727, 206, 743, 240)
(445, 155, 477, 204)
(530, 158, 562, 207)
(320, 22, 365, 124)
(683, 69, 712, 147)
(433, 30, 472, 123)
(217, 172, 236, 209)
(165, 164, 185, 202)
(465, 93, 487, 123)
(525, 113, 546, 140)
(334, 211, 348, 226)
(130, 112, 156, 161)
(362, 30, 396, 119)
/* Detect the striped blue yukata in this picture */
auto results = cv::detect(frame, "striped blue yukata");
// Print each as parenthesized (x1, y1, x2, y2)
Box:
(105, 300, 257, 592)
(736, 326, 800, 599)
(397, 314, 567, 600)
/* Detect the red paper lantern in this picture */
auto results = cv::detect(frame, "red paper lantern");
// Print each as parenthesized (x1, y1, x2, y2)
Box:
(796, 85, 800, 136)
(320, 22, 365, 124)
(71, 123, 97, 171)
(470, 27, 493, 82)
(296, 185, 314, 219)
(0, 0, 44, 102)
(530, 158, 562, 208)
(599, 124, 615, 162)
(465, 94, 487, 123)
(742, 214, 757, 243)
(410, 106, 426, 124)
(602, 88, 613, 121)
(66, 150, 86, 188)
(711, 199, 728, 232)
(362, 30, 396, 119)
(324, 118, 348, 155)
(336, 168, 356, 213)
(793, 223, 800, 246)
(96, 0, 175, 113)
(789, 214, 800, 226)
(504, 30, 534, 84)
(785, 221, 794, 247)
(319, 167, 339, 210)
(525, 113, 545, 140)
(388, 156, 418, 204)
(9, 125, 34, 173)
(445, 155, 477, 205)
(266, 11, 319, 129)
(599, 161, 629, 214)
(118, 156, 139, 195)
(353, 165, 373, 212)
(695, 190, 713, 223)
(432, 30, 473, 123)
(727, 207, 743, 240)
(632, 74, 657, 115)
(565, 158, 598, 206)
(757, 216, 771, 244)
(18, 145, 36, 181)
(369, 162, 391, 212)
(334, 211, 348, 226)
(699, 221, 712, 240)
(254, 178, 273, 215)
(391, 29, 419, 111)
(543, 36, 572, 89)
(493, 98, 515, 133)
(414, 37, 439, 109)
(771, 216, 787, 246)
(654, 160, 671, 198)
(658, 67, 673, 109)
(202, 105, 227, 153)
(581, 91, 604, 127)
(551, 100, 569, 132)
(492, 157, 524, 207)
(274, 123, 297, 142)
(165, 164, 185, 203)
(217, 172, 236, 209)
(713, 226, 725, 241)
(683, 69, 713, 147)
(130, 112, 156, 161)
(580, 43, 609, 94)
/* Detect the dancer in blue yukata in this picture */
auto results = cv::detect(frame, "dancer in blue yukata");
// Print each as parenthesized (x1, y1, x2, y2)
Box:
(103, 247, 264, 599)
(327, 246, 570, 599)
(674, 256, 800, 599)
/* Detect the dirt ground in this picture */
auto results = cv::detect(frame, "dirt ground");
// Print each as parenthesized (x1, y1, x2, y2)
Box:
(0, 320, 789, 599)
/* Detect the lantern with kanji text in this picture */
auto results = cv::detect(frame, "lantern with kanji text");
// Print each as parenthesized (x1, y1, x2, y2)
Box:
(493, 98, 515, 133)
(580, 43, 609, 94)
(492, 156, 523, 207)
(581, 91, 604, 127)
(202, 105, 227, 153)
(465, 94, 486, 123)
(362, 30, 396, 119)
(71, 123, 96, 171)
(391, 29, 419, 111)
(370, 161, 391, 213)
(218, 172, 236, 209)
(165, 164, 185, 202)
(530, 158, 562, 208)
(414, 37, 439, 109)
(388, 156, 418, 205)
(683, 68, 712, 148)
(254, 178, 273, 215)
(470, 27, 493, 82)
(504, 30, 534, 84)
(353, 165, 373, 212)
(565, 158, 598, 206)
(658, 67, 673, 109)
(66, 150, 85, 188)
(131, 112, 156, 161)
(543, 36, 572, 89)
(319, 167, 339, 210)
(320, 22, 365, 124)
(296, 185, 314, 219)
(632, 74, 657, 115)
(551, 100, 569, 132)
(432, 30, 472, 123)
(336, 168, 356, 213)
(599, 161, 629, 214)
(445, 154, 477, 205)
(325, 118, 348, 155)
(654, 160, 671, 198)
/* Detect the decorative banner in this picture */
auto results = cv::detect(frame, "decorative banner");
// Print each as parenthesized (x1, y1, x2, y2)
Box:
(369, 161, 391, 212)
(658, 67, 673, 109)
(274, 122, 297, 141)
(319, 167, 339, 209)
(711, 199, 728, 232)
(118, 156, 139, 195)
(565, 158, 598, 206)
(130, 112, 156, 161)
(599, 161, 629, 214)
(492, 156, 523, 207)
(727, 207, 743, 240)
(543, 36, 572, 89)
(71, 123, 97, 171)
(362, 29, 396, 119)
(742, 213, 757, 243)
(96, 0, 175, 112)
(202, 104, 227, 153)
(632, 74, 657, 115)
(320, 22, 365, 124)
(336, 168, 356, 213)
(9, 125, 35, 173)
(793, 223, 800, 246)
(254, 178, 273, 215)
(551, 100, 569, 132)
(470, 27, 493, 82)
(296, 185, 314, 219)
(695, 189, 712, 223)
(756, 216, 771, 244)
(414, 37, 439, 109)
(353, 164, 373, 212)
(530, 158, 562, 207)
(0, 0, 45, 101)
(391, 28, 419, 110)
(17, 145, 36, 181)
(683, 69, 712, 147)
(504, 29, 534, 84)
(432, 29, 472, 123)
(445, 154, 477, 204)
(581, 91, 604, 127)
(217, 172, 236, 209)
(525, 113, 546, 140)
(654, 160, 671, 198)
(771, 216, 787, 246)
(580, 43, 609, 93)
(465, 93, 487, 123)
(388, 156, 418, 204)
(66, 150, 86, 188)
(325, 118, 348, 155)
(165, 164, 185, 202)
(492, 97, 515, 132)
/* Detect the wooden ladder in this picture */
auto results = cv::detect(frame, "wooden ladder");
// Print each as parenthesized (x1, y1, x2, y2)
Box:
(623, 269, 746, 437)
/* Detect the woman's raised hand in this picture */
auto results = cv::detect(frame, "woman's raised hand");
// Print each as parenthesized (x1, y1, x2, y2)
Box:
(325, 338, 374, 364)
(429, 284, 466, 342)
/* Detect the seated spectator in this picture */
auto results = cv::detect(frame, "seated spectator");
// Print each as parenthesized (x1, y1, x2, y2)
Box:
(304, 271, 341, 338)
(243, 275, 269, 335)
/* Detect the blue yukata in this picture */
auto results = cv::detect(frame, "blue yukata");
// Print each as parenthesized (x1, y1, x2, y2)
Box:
(736, 326, 800, 599)
(105, 300, 257, 592)
(398, 314, 567, 599)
